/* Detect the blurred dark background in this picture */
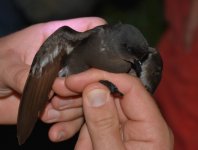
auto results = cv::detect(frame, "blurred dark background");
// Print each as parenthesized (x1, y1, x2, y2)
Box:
(0, 0, 165, 45)
(0, 0, 165, 149)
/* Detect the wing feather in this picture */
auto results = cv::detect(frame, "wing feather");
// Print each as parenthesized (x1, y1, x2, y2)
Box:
(17, 43, 67, 145)
(17, 26, 85, 145)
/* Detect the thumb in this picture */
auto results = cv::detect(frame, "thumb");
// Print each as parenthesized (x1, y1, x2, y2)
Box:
(2, 61, 29, 95)
(82, 83, 125, 150)
(0, 50, 30, 96)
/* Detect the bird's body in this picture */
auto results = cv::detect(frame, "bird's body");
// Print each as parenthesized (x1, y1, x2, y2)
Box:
(17, 23, 163, 145)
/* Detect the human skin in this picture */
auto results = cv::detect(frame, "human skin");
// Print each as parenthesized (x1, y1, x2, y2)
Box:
(0, 17, 173, 149)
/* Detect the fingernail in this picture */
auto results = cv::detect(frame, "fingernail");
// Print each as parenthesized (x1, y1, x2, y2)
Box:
(87, 89, 108, 107)
(47, 109, 60, 122)
(57, 131, 65, 141)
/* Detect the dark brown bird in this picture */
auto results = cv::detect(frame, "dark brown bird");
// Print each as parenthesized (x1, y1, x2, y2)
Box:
(17, 23, 163, 145)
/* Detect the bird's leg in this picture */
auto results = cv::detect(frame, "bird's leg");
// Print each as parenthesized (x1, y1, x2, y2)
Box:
(99, 80, 124, 97)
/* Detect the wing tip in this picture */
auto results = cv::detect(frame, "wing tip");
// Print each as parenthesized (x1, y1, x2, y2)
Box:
(17, 115, 37, 145)
(17, 132, 27, 145)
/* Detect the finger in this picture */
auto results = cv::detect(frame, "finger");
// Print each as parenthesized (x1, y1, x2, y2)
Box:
(7, 64, 29, 94)
(52, 77, 79, 97)
(75, 124, 93, 150)
(122, 88, 173, 148)
(1, 51, 30, 94)
(48, 117, 84, 142)
(41, 103, 83, 123)
(66, 69, 160, 121)
(66, 68, 137, 94)
(0, 95, 19, 124)
(82, 82, 125, 150)
(51, 95, 82, 110)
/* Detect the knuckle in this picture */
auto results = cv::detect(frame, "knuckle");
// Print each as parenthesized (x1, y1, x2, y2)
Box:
(90, 115, 118, 131)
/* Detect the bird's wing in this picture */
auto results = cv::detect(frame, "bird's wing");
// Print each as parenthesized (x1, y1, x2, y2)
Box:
(17, 26, 92, 145)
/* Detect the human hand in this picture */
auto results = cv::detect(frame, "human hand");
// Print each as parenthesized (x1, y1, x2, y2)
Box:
(0, 17, 106, 141)
(64, 69, 173, 150)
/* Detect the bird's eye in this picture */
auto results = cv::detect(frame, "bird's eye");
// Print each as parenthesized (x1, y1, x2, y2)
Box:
(127, 47, 133, 52)
(122, 43, 133, 52)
